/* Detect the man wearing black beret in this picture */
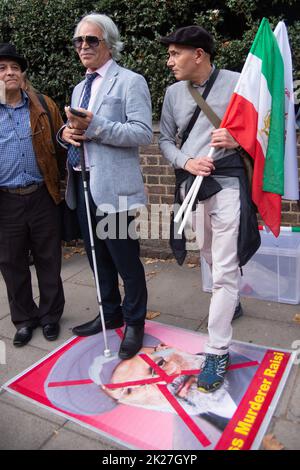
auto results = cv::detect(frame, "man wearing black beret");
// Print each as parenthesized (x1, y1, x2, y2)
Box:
(159, 26, 258, 393)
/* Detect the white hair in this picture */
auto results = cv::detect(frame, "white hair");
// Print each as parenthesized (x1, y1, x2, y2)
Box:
(75, 13, 124, 61)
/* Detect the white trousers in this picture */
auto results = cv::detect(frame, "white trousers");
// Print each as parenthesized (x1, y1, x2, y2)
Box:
(197, 187, 241, 355)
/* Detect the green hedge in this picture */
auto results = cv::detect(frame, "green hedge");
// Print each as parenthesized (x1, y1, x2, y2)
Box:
(0, 0, 298, 118)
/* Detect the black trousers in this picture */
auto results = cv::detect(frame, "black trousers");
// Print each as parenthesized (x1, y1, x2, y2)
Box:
(0, 185, 65, 329)
(75, 172, 147, 326)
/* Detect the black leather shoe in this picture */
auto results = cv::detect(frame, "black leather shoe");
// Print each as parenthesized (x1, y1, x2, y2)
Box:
(13, 326, 34, 347)
(43, 323, 60, 341)
(233, 303, 244, 321)
(119, 325, 144, 360)
(72, 315, 124, 337)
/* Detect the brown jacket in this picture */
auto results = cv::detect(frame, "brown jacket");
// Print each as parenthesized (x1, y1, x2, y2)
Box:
(27, 90, 66, 204)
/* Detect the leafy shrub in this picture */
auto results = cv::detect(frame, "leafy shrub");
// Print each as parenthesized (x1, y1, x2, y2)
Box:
(0, 0, 298, 117)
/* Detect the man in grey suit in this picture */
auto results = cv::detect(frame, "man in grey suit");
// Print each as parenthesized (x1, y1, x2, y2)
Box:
(60, 13, 152, 359)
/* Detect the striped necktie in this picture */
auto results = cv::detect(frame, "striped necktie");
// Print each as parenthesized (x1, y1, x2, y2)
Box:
(67, 72, 98, 167)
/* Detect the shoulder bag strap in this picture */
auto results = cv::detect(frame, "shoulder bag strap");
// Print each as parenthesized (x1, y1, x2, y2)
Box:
(187, 72, 221, 129)
(180, 68, 220, 148)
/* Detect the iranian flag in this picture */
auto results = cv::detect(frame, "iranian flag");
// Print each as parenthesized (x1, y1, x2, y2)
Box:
(221, 18, 285, 237)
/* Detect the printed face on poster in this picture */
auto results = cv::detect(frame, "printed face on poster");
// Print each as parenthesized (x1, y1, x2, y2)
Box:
(3, 322, 292, 450)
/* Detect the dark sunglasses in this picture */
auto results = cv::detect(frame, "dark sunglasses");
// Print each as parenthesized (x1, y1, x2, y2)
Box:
(72, 35, 104, 49)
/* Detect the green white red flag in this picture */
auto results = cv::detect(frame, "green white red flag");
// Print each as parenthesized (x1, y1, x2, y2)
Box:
(220, 18, 285, 237)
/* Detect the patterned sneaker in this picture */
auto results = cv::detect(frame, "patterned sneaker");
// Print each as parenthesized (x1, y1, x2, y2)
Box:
(233, 302, 243, 321)
(197, 353, 230, 393)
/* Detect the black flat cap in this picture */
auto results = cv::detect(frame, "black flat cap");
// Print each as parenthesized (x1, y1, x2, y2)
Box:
(160, 25, 214, 56)
(0, 43, 28, 71)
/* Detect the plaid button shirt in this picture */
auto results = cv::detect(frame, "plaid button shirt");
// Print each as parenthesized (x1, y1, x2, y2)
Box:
(0, 91, 43, 188)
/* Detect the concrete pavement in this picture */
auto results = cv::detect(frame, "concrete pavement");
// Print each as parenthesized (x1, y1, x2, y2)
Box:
(0, 248, 300, 450)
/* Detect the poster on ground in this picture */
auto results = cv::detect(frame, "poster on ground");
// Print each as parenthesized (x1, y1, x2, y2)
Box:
(2, 321, 293, 450)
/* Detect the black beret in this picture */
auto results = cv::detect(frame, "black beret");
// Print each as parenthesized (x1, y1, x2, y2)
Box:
(160, 25, 214, 56)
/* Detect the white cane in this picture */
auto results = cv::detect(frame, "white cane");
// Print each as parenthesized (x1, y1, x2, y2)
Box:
(79, 145, 112, 357)
(177, 176, 203, 235)
(174, 174, 201, 224)
(176, 147, 215, 235)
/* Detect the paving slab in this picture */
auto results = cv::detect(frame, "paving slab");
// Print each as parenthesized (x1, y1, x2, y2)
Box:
(41, 426, 121, 450)
(146, 264, 210, 320)
(61, 251, 90, 281)
(64, 266, 95, 287)
(63, 421, 126, 450)
(0, 303, 9, 321)
(0, 400, 60, 450)
(56, 281, 99, 339)
(0, 276, 9, 320)
(0, 390, 66, 426)
(272, 418, 300, 450)
(229, 296, 300, 324)
(0, 340, 47, 387)
(287, 368, 300, 422)
(142, 258, 176, 273)
(152, 312, 202, 331)
(274, 365, 299, 419)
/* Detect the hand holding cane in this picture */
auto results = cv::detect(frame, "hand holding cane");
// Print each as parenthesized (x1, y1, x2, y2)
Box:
(176, 147, 215, 235)
(174, 174, 202, 224)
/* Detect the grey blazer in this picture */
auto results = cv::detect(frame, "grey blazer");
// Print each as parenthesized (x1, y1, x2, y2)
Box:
(65, 61, 152, 213)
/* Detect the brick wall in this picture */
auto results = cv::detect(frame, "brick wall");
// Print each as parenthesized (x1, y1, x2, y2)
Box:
(140, 124, 175, 207)
(139, 124, 300, 257)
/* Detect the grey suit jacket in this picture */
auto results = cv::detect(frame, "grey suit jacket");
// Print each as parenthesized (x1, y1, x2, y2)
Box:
(66, 61, 152, 213)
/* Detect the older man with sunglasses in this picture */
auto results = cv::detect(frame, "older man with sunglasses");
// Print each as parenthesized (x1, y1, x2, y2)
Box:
(0, 43, 66, 347)
(59, 14, 152, 359)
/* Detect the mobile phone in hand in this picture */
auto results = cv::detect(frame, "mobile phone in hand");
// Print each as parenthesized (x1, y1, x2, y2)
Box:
(69, 107, 87, 118)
